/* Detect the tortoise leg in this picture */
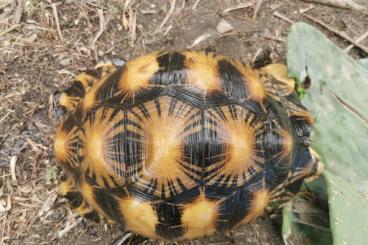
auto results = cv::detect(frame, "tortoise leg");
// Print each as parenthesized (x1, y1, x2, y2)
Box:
(58, 175, 101, 222)
(269, 147, 322, 204)
(304, 148, 324, 182)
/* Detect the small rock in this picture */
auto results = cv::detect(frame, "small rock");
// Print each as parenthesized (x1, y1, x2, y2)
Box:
(217, 19, 234, 34)
(59, 58, 71, 66)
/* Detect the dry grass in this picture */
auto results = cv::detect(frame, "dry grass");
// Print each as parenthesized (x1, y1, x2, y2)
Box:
(0, 0, 367, 244)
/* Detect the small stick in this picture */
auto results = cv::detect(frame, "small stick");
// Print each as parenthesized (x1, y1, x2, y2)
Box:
(303, 14, 368, 55)
(344, 30, 368, 53)
(222, 2, 252, 14)
(252, 0, 264, 20)
(50, 2, 63, 42)
(265, 35, 286, 42)
(192, 0, 201, 9)
(273, 11, 294, 24)
(91, 8, 106, 60)
(251, 48, 263, 64)
(299, 5, 315, 14)
(300, 0, 368, 12)
(0, 24, 21, 37)
(10, 155, 17, 182)
(156, 0, 176, 33)
(129, 8, 136, 46)
(188, 33, 212, 48)
(0, 111, 11, 125)
(12, 0, 24, 25)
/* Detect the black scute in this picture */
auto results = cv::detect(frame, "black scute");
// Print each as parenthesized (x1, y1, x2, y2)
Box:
(218, 59, 248, 100)
(93, 187, 126, 224)
(215, 172, 263, 231)
(96, 67, 124, 101)
(150, 52, 187, 86)
(155, 202, 184, 239)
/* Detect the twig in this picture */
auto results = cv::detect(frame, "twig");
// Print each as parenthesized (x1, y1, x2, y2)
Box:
(265, 35, 286, 42)
(222, 2, 253, 14)
(273, 11, 294, 24)
(156, 0, 176, 33)
(91, 8, 106, 60)
(12, 0, 24, 25)
(50, 2, 63, 42)
(129, 8, 136, 46)
(303, 14, 368, 55)
(0, 111, 11, 125)
(300, 0, 368, 12)
(0, 196, 11, 213)
(252, 0, 264, 20)
(344, 30, 368, 53)
(192, 0, 201, 9)
(10, 155, 17, 182)
(251, 48, 263, 64)
(0, 24, 21, 37)
(188, 33, 212, 48)
(299, 5, 315, 14)
(77, 0, 107, 10)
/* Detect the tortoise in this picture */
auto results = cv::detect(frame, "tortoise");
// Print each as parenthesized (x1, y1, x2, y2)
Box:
(54, 51, 321, 241)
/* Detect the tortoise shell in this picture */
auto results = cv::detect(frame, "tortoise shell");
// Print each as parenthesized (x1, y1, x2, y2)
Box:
(54, 51, 319, 240)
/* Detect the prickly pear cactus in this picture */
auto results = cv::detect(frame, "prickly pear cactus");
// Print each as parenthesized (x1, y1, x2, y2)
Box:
(284, 22, 368, 245)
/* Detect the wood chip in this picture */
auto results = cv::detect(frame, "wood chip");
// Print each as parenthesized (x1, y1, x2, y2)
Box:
(216, 19, 234, 34)
(0, 195, 11, 212)
(10, 155, 17, 182)
(273, 11, 294, 24)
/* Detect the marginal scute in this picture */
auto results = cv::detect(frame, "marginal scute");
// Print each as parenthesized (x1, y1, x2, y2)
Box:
(119, 197, 159, 239)
(54, 125, 80, 168)
(54, 128, 68, 162)
(81, 79, 104, 113)
(183, 51, 222, 92)
(239, 189, 269, 225)
(239, 64, 266, 102)
(181, 191, 219, 239)
(119, 52, 160, 91)
(74, 72, 98, 92)
(59, 92, 78, 112)
(79, 181, 106, 218)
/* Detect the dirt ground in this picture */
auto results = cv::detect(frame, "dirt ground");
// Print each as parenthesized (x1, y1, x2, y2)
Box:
(0, 0, 367, 244)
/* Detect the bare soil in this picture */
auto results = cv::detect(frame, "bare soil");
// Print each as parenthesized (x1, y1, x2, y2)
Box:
(0, 0, 367, 244)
